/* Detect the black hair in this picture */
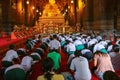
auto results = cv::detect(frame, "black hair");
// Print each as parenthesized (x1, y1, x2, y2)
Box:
(42, 57, 54, 80)
(34, 48, 44, 57)
(118, 41, 120, 44)
(113, 44, 120, 52)
(17, 49, 26, 56)
(49, 49, 58, 53)
(103, 70, 120, 80)
(74, 50, 82, 57)
(40, 43, 47, 51)
(53, 34, 57, 38)
(66, 40, 71, 44)
(9, 44, 15, 49)
(107, 42, 112, 46)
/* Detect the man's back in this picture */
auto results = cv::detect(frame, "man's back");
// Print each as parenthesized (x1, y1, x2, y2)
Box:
(47, 51, 61, 70)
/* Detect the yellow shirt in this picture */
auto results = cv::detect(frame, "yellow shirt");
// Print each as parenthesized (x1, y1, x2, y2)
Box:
(37, 74, 64, 80)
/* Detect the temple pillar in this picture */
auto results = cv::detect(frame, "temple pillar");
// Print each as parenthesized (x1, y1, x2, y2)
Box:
(83, 0, 94, 31)
(118, 1, 120, 31)
(0, 3, 3, 33)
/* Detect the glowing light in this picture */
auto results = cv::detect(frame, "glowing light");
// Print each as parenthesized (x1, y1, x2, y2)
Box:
(32, 6, 35, 10)
(68, 6, 70, 9)
(26, 1, 29, 4)
(71, 0, 74, 3)
(39, 12, 41, 15)
(36, 9, 39, 12)
(66, 9, 68, 12)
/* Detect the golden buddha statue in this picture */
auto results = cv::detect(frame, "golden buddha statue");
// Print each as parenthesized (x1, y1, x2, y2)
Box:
(42, 0, 61, 17)
(39, 0, 64, 24)
(49, 0, 55, 5)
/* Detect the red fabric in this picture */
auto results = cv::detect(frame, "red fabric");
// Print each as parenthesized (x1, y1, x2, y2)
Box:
(1, 32, 7, 38)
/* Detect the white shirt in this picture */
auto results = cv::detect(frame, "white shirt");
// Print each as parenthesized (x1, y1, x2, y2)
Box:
(68, 54, 75, 64)
(18, 48, 26, 53)
(116, 40, 120, 45)
(87, 39, 97, 48)
(86, 36, 91, 41)
(81, 38, 87, 44)
(93, 43, 105, 53)
(48, 39, 61, 50)
(21, 56, 33, 72)
(42, 37, 49, 43)
(81, 49, 92, 55)
(70, 56, 91, 80)
(2, 50, 18, 62)
(99, 41, 107, 48)
(31, 52, 41, 59)
(66, 43, 76, 52)
(74, 39, 82, 46)
(109, 52, 117, 58)
(96, 35, 102, 41)
(107, 45, 113, 52)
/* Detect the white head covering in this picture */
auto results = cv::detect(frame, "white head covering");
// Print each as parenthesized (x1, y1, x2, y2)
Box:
(99, 41, 107, 48)
(61, 37, 65, 41)
(107, 45, 113, 52)
(68, 38, 73, 42)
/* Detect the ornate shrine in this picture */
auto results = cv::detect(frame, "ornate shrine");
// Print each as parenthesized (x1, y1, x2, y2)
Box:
(38, 0, 69, 35)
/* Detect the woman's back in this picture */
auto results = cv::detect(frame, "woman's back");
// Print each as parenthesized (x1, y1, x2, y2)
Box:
(37, 57, 64, 80)
(94, 53, 114, 73)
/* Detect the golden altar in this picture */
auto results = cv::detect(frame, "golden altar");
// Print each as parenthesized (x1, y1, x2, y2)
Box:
(38, 0, 69, 35)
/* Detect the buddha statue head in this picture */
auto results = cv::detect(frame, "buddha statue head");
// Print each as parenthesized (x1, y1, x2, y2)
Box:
(49, 0, 55, 5)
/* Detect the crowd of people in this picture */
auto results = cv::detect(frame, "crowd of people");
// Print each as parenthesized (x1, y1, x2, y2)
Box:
(0, 25, 41, 40)
(10, 25, 41, 39)
(0, 32, 120, 80)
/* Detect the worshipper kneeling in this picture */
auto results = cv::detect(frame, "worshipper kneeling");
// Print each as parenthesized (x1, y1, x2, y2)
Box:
(25, 38, 34, 52)
(47, 49, 61, 73)
(26, 43, 32, 52)
(40, 43, 48, 51)
(30, 52, 41, 61)
(93, 51, 114, 80)
(81, 48, 93, 61)
(48, 34, 61, 53)
(60, 37, 66, 49)
(70, 51, 92, 80)
(109, 44, 120, 70)
(37, 57, 64, 80)
(73, 38, 85, 51)
(2, 44, 19, 68)
(66, 39, 76, 55)
(4, 64, 26, 80)
(67, 53, 75, 69)
(42, 42, 48, 48)
(34, 48, 44, 57)
(17, 48, 26, 56)
(20, 53, 41, 74)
